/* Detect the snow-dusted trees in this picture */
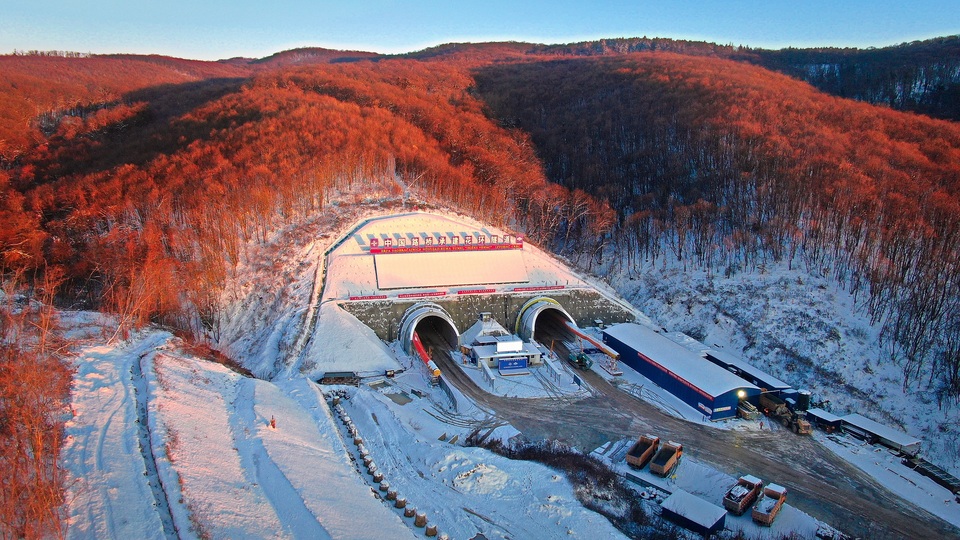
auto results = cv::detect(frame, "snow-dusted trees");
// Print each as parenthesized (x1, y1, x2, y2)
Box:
(475, 54, 960, 401)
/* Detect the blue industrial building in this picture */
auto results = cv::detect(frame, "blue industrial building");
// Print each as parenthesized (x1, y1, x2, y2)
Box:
(602, 323, 760, 420)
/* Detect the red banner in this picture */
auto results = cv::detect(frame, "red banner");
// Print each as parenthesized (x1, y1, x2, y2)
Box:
(397, 291, 447, 299)
(457, 288, 496, 295)
(512, 285, 565, 292)
(348, 295, 388, 301)
(370, 243, 522, 255)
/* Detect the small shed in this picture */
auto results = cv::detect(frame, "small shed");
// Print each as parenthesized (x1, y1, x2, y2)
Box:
(660, 489, 726, 536)
(805, 408, 842, 431)
(840, 413, 922, 456)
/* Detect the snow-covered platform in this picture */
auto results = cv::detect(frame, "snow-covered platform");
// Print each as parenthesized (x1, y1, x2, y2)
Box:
(323, 212, 591, 302)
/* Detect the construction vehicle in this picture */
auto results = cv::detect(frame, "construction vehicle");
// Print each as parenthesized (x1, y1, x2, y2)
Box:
(759, 393, 812, 435)
(650, 441, 683, 476)
(412, 332, 441, 385)
(625, 435, 660, 469)
(752, 483, 787, 526)
(568, 351, 593, 370)
(737, 400, 761, 420)
(723, 475, 763, 515)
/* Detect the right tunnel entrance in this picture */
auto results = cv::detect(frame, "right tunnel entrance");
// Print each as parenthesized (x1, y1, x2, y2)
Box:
(515, 297, 578, 355)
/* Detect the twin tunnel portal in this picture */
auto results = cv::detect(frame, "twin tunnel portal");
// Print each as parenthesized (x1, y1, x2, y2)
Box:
(396, 297, 582, 361)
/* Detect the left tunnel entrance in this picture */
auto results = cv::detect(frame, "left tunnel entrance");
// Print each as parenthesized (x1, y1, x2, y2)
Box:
(398, 303, 460, 358)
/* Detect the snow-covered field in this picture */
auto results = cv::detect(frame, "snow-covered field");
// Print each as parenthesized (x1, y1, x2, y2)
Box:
(60, 202, 960, 538)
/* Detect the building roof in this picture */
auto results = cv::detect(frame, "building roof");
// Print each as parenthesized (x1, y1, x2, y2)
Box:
(660, 489, 726, 528)
(665, 332, 791, 391)
(473, 342, 541, 360)
(702, 347, 792, 391)
(841, 413, 921, 450)
(806, 407, 842, 424)
(461, 315, 511, 346)
(604, 323, 759, 398)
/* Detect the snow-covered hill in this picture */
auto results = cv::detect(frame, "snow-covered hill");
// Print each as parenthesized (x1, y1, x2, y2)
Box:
(60, 201, 960, 537)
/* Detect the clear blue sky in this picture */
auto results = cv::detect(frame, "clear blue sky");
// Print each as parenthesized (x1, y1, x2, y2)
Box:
(3, 1, 958, 60)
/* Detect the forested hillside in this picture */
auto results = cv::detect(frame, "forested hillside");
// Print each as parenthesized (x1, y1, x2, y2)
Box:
(473, 54, 960, 402)
(3, 43, 960, 535)
(756, 36, 960, 121)
(529, 35, 960, 121)
(3, 45, 960, 402)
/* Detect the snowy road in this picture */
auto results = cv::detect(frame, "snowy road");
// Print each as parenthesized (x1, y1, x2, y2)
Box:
(429, 331, 960, 539)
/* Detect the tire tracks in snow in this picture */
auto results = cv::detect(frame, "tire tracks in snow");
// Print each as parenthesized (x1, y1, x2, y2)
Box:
(231, 378, 329, 538)
(131, 348, 179, 540)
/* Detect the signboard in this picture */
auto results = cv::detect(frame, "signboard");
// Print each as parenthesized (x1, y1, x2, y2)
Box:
(458, 288, 496, 295)
(369, 232, 523, 254)
(348, 294, 388, 301)
(498, 358, 528, 371)
(512, 285, 565, 293)
(397, 291, 447, 299)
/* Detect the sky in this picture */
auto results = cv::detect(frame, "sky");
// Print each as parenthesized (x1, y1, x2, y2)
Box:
(3, 1, 959, 61)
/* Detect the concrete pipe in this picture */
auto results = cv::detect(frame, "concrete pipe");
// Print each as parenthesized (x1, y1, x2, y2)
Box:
(404, 507, 416, 518)
(425, 524, 438, 537)
(414, 512, 427, 528)
(353, 436, 363, 446)
(379, 481, 390, 492)
(386, 489, 397, 501)
(372, 472, 384, 483)
(362, 455, 373, 466)
(394, 497, 407, 509)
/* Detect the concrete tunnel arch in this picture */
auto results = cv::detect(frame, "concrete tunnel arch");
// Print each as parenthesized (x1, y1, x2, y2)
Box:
(398, 302, 460, 357)
(515, 296, 577, 343)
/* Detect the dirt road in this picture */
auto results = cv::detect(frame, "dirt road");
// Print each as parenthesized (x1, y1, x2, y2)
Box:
(424, 330, 959, 540)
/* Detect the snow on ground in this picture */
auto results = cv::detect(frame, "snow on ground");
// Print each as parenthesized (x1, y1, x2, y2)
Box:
(62, 204, 960, 538)
(592, 440, 822, 539)
(333, 375, 626, 539)
(297, 302, 401, 379)
(602, 260, 960, 477)
(62, 318, 628, 539)
(63, 331, 171, 540)
(64, 327, 414, 539)
(446, 349, 593, 399)
(816, 431, 960, 528)
(322, 211, 593, 302)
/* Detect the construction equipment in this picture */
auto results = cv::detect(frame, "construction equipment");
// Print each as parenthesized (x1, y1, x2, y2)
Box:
(723, 475, 763, 515)
(568, 351, 593, 370)
(752, 483, 787, 526)
(625, 435, 660, 469)
(737, 400, 761, 420)
(760, 393, 812, 435)
(650, 441, 683, 476)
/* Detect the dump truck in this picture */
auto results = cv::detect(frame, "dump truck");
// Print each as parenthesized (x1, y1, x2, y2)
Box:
(752, 483, 787, 526)
(760, 393, 812, 435)
(723, 475, 763, 515)
(625, 435, 660, 469)
(650, 441, 683, 476)
(568, 351, 593, 370)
